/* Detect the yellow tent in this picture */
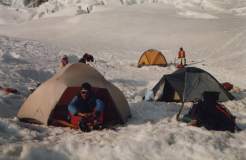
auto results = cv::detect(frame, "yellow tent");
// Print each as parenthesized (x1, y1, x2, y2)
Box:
(138, 49, 167, 67)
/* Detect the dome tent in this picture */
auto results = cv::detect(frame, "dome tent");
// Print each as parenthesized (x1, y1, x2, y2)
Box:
(152, 67, 234, 120)
(152, 67, 234, 102)
(138, 49, 167, 67)
(17, 63, 131, 125)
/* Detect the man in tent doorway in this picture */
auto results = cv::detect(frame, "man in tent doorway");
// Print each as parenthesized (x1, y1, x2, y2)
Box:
(68, 82, 105, 132)
(177, 47, 186, 66)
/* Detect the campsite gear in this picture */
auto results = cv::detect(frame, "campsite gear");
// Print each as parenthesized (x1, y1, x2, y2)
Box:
(79, 58, 86, 63)
(176, 64, 185, 69)
(0, 87, 18, 95)
(79, 53, 94, 64)
(17, 63, 131, 126)
(138, 49, 167, 67)
(184, 91, 238, 132)
(144, 89, 154, 101)
(152, 67, 234, 120)
(222, 82, 233, 91)
(69, 112, 103, 132)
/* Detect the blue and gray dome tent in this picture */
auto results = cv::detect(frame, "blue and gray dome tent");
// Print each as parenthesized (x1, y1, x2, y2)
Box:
(152, 67, 234, 120)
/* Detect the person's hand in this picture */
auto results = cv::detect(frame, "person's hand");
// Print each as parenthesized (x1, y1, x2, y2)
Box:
(93, 119, 98, 125)
(78, 112, 92, 117)
(188, 119, 198, 126)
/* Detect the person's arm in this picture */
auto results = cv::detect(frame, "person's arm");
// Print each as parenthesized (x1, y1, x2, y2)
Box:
(94, 99, 105, 124)
(68, 96, 79, 115)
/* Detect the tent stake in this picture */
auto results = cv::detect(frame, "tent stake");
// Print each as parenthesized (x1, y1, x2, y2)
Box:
(176, 102, 184, 121)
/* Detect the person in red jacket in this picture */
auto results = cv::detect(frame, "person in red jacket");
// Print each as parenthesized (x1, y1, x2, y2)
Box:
(177, 47, 186, 66)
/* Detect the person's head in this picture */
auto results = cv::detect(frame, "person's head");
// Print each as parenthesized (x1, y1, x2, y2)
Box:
(180, 47, 183, 51)
(80, 82, 92, 100)
(61, 55, 69, 66)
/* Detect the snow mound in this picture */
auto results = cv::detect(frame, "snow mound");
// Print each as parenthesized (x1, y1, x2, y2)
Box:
(178, 10, 218, 19)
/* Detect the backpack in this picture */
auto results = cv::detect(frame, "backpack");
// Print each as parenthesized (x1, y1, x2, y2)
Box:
(214, 103, 239, 132)
(188, 100, 239, 132)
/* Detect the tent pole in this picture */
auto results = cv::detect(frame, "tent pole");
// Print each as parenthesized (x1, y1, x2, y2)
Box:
(176, 102, 184, 121)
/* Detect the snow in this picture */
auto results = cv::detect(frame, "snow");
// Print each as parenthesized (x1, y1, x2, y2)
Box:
(0, 0, 246, 160)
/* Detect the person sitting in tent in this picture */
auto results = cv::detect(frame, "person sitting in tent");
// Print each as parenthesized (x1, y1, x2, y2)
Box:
(182, 91, 239, 132)
(68, 82, 105, 132)
(177, 47, 186, 66)
(60, 55, 69, 68)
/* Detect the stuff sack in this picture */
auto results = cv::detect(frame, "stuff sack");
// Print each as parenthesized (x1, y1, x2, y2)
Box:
(213, 103, 237, 132)
(183, 100, 239, 132)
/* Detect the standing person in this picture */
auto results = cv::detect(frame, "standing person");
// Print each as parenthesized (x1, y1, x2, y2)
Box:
(60, 55, 69, 68)
(177, 47, 186, 66)
(68, 82, 105, 131)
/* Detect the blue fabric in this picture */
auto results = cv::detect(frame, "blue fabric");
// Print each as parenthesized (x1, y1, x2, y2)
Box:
(95, 99, 105, 112)
(68, 95, 99, 115)
(68, 96, 79, 115)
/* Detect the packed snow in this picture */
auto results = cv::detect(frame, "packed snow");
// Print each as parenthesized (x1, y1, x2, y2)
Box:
(0, 0, 246, 160)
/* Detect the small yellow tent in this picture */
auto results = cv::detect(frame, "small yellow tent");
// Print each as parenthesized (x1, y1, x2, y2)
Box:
(138, 49, 167, 67)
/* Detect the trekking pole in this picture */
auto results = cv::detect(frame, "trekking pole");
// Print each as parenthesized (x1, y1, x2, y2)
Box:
(176, 102, 184, 121)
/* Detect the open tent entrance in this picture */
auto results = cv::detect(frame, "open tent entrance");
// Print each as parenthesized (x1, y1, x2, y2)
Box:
(49, 87, 122, 126)
(161, 81, 181, 102)
(18, 63, 131, 126)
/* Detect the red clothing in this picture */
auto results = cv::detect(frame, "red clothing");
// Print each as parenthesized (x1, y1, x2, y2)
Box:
(178, 50, 186, 58)
(69, 109, 104, 128)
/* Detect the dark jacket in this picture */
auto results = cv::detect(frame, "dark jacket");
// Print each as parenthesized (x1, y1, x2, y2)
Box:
(68, 94, 96, 115)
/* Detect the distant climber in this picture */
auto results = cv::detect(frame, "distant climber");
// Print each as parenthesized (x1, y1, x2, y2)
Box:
(177, 47, 186, 66)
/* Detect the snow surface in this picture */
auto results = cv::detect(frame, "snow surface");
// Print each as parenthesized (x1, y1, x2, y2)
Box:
(0, 0, 246, 160)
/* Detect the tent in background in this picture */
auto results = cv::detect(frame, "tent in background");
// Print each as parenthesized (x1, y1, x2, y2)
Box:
(152, 67, 234, 102)
(138, 49, 167, 67)
(152, 67, 234, 120)
(17, 63, 131, 125)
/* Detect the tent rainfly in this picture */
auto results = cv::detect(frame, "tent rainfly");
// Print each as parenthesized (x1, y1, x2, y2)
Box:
(152, 67, 234, 120)
(17, 63, 131, 125)
(138, 49, 167, 67)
